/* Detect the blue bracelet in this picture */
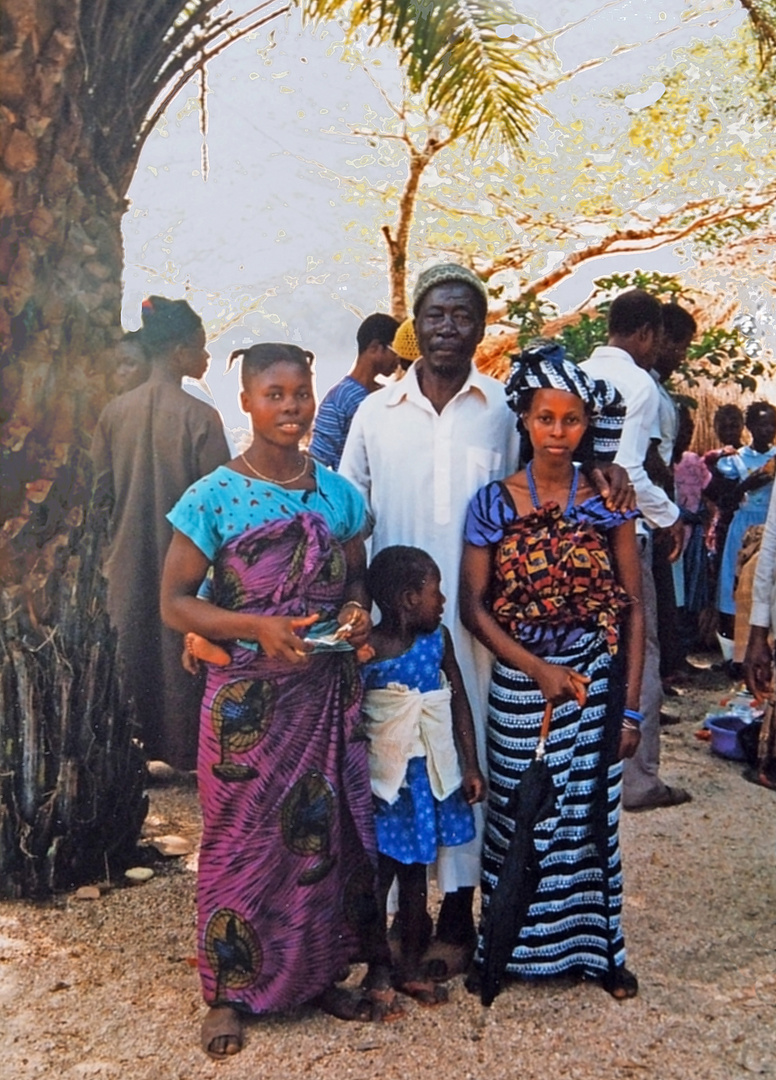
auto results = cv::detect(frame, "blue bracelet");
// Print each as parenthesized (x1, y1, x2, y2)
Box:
(623, 708, 645, 725)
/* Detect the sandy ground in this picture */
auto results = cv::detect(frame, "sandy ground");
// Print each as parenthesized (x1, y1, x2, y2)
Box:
(1, 657, 775, 1080)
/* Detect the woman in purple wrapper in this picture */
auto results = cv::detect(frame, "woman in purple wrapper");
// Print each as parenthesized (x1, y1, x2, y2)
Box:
(161, 343, 399, 1062)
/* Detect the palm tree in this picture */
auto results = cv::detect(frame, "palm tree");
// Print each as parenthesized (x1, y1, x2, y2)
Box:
(310, 0, 550, 315)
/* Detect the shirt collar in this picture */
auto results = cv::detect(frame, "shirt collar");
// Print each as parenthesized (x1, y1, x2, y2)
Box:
(385, 360, 490, 409)
(590, 344, 637, 368)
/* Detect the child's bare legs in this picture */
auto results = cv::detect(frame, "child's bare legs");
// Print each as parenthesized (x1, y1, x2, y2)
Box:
(379, 854, 447, 1006)
(351, 856, 403, 1021)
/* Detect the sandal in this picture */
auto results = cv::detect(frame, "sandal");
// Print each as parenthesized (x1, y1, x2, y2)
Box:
(601, 966, 639, 1000)
(396, 977, 449, 1007)
(314, 984, 372, 1022)
(360, 964, 405, 1022)
(420, 937, 476, 982)
(364, 986, 406, 1021)
(201, 1005, 243, 1061)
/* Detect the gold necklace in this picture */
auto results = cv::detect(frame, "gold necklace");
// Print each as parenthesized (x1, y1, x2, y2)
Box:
(241, 452, 309, 485)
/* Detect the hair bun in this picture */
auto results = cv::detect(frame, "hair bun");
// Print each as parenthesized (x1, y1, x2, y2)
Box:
(140, 295, 203, 350)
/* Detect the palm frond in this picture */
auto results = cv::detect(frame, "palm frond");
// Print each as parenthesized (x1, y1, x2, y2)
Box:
(305, 0, 553, 150)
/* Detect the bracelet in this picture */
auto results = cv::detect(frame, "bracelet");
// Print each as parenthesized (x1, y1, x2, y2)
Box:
(623, 708, 644, 725)
(342, 600, 366, 611)
(622, 719, 641, 733)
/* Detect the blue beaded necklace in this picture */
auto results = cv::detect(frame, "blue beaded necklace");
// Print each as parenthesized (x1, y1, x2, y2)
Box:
(526, 460, 580, 514)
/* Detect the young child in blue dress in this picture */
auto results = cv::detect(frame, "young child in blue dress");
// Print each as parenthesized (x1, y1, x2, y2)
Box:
(361, 545, 486, 1005)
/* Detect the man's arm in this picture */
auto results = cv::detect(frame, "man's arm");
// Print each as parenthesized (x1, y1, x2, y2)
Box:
(615, 378, 681, 530)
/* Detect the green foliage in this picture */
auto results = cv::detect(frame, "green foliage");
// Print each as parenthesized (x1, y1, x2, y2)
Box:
(305, 0, 551, 149)
(556, 314, 608, 366)
(505, 292, 558, 349)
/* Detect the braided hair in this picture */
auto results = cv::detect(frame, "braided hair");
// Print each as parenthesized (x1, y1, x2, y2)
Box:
(227, 342, 315, 388)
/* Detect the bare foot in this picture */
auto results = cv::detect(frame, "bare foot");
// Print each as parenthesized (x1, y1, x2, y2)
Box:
(201, 1005, 243, 1060)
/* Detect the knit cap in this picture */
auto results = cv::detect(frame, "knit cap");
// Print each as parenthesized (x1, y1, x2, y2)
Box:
(412, 263, 488, 320)
(392, 318, 422, 363)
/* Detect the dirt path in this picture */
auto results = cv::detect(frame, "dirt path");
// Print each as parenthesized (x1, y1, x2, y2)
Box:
(1, 659, 775, 1080)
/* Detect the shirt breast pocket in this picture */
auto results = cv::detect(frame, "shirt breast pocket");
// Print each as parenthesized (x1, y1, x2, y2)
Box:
(466, 446, 503, 493)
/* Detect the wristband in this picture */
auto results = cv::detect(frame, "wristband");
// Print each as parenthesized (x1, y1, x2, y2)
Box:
(623, 708, 644, 726)
(622, 719, 641, 733)
(342, 600, 366, 611)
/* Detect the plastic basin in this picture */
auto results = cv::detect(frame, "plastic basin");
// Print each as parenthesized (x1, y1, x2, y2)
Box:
(706, 715, 747, 761)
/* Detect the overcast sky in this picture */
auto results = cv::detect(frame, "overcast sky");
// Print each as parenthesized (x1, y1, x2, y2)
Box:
(122, 0, 746, 431)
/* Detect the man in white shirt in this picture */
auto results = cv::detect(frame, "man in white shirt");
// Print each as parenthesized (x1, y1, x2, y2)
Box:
(341, 264, 520, 969)
(581, 290, 691, 812)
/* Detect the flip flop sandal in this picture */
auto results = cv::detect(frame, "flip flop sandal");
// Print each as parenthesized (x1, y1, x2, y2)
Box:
(314, 985, 372, 1021)
(601, 966, 639, 1000)
(420, 937, 476, 982)
(364, 986, 406, 1022)
(201, 1005, 244, 1061)
(396, 979, 449, 1006)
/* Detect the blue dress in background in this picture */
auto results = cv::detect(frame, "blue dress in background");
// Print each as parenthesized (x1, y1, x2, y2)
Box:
(716, 445, 776, 616)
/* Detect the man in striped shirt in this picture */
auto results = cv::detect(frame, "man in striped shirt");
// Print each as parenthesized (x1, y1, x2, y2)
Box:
(309, 312, 400, 469)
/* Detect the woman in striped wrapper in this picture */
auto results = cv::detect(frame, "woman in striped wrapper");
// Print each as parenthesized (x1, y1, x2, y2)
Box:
(460, 340, 645, 1000)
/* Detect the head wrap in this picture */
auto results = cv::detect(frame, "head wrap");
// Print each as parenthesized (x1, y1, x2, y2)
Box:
(391, 318, 421, 363)
(412, 263, 488, 320)
(505, 338, 626, 462)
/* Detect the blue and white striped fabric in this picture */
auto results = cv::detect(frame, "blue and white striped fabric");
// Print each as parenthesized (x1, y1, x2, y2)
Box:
(505, 339, 626, 463)
(309, 375, 369, 470)
(477, 627, 625, 979)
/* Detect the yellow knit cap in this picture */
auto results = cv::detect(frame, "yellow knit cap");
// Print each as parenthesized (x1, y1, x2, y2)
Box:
(391, 318, 421, 362)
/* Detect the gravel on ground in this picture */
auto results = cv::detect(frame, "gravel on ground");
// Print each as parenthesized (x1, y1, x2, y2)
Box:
(1, 657, 775, 1080)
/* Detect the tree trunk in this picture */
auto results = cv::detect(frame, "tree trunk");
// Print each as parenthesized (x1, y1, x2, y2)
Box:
(0, 2, 145, 894)
(382, 147, 431, 320)
(0, 449, 148, 898)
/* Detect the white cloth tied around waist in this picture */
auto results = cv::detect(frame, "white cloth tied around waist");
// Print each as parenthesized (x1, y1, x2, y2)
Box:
(362, 678, 462, 804)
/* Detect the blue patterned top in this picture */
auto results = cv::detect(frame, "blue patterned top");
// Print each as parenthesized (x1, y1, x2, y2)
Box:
(167, 461, 365, 560)
(464, 481, 638, 547)
(715, 445, 776, 510)
(362, 627, 444, 693)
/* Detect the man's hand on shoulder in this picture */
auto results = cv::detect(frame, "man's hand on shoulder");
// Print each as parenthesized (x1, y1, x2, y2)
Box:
(588, 462, 636, 512)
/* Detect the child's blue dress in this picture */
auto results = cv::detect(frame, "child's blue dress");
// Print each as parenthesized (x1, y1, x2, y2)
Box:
(362, 627, 475, 865)
(716, 445, 776, 615)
